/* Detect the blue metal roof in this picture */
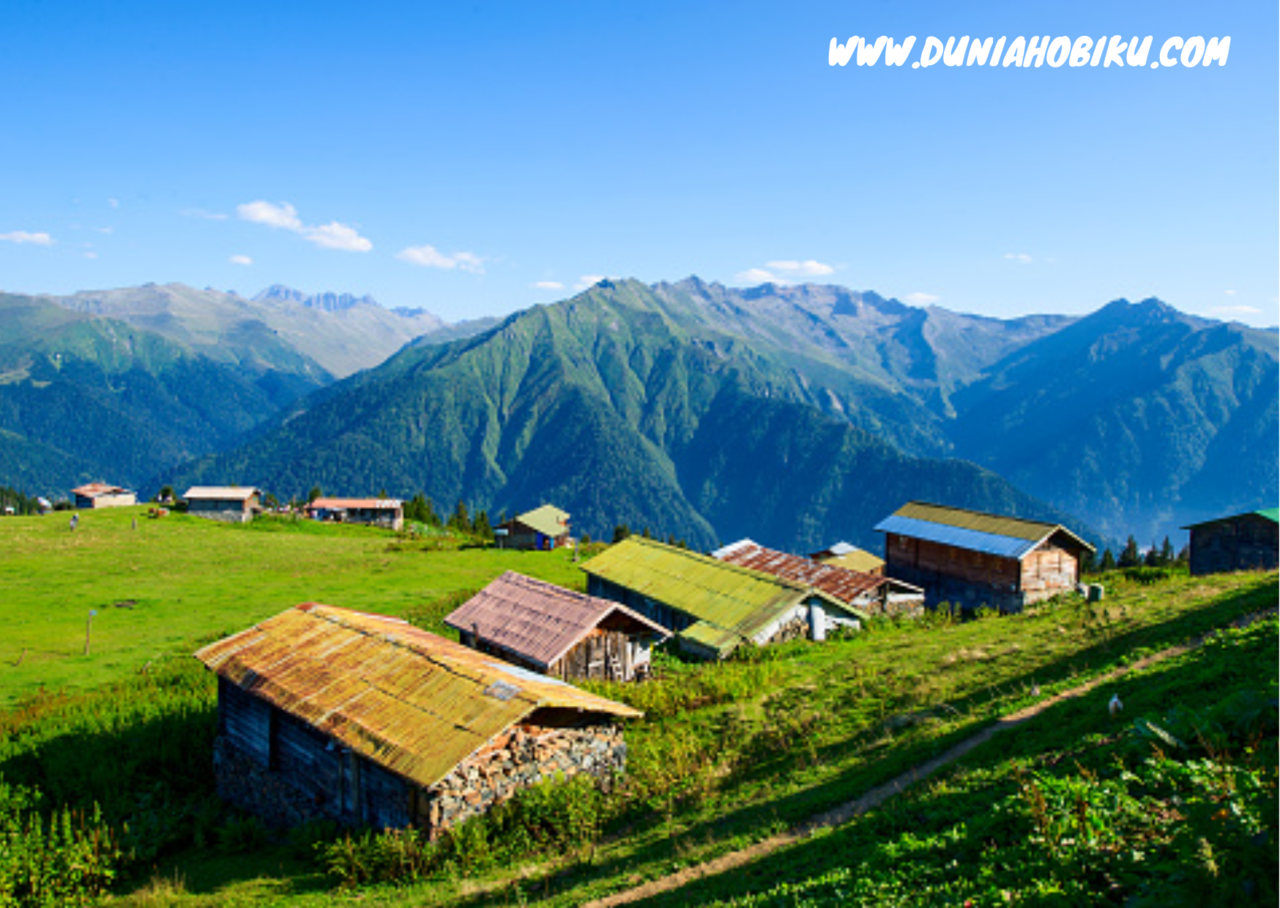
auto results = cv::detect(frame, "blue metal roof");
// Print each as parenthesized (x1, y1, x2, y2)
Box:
(873, 514, 1044, 560)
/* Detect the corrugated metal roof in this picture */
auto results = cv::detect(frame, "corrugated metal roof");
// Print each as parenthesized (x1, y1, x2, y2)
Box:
(875, 501, 1093, 557)
(72, 482, 130, 496)
(444, 572, 669, 670)
(510, 504, 570, 538)
(580, 538, 845, 655)
(1183, 507, 1280, 529)
(195, 604, 639, 790)
(184, 486, 261, 501)
(309, 498, 402, 510)
(712, 539, 909, 605)
(817, 549, 885, 573)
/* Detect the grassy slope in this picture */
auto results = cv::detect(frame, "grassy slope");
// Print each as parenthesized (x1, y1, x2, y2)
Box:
(0, 507, 584, 705)
(0, 513, 1272, 905)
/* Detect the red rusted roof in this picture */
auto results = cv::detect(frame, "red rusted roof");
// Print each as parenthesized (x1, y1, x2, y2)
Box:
(71, 482, 130, 496)
(713, 539, 920, 604)
(308, 497, 402, 510)
(195, 603, 640, 790)
(444, 572, 669, 670)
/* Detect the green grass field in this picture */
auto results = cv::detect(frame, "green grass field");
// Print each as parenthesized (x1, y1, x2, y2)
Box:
(0, 508, 1273, 906)
(0, 507, 584, 704)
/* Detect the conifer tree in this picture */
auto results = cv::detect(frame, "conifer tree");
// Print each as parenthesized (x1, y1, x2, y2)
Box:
(611, 524, 631, 544)
(1118, 536, 1141, 568)
(1100, 548, 1117, 571)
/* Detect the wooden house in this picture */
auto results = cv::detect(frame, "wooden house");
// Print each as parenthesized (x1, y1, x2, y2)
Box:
(1183, 508, 1278, 576)
(444, 571, 669, 682)
(874, 501, 1094, 612)
(307, 497, 404, 531)
(808, 541, 884, 576)
(183, 486, 262, 523)
(715, 539, 924, 618)
(580, 537, 866, 660)
(71, 482, 136, 509)
(496, 504, 570, 550)
(195, 604, 639, 834)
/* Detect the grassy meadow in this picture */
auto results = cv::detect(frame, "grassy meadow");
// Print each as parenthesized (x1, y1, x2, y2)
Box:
(0, 507, 584, 704)
(0, 505, 1274, 906)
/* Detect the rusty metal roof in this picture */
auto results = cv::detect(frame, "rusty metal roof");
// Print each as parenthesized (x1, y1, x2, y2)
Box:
(444, 572, 669, 670)
(71, 482, 130, 496)
(308, 498, 402, 510)
(580, 537, 853, 656)
(713, 539, 918, 604)
(194, 604, 640, 790)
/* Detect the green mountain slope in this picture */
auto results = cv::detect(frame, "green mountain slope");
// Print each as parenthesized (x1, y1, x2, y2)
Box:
(169, 280, 1080, 549)
(951, 298, 1279, 540)
(0, 293, 331, 497)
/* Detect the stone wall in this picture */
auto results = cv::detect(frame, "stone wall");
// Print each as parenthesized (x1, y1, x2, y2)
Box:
(423, 723, 625, 832)
(764, 615, 809, 645)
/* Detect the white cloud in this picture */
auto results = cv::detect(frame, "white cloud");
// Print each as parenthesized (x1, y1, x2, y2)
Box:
(533, 280, 565, 290)
(397, 244, 484, 273)
(734, 268, 779, 285)
(0, 230, 55, 246)
(83, 251, 98, 260)
(236, 200, 372, 253)
(305, 221, 373, 252)
(237, 200, 303, 231)
(905, 292, 940, 304)
(575, 274, 609, 290)
(766, 259, 835, 277)
(1223, 289, 1237, 296)
(229, 254, 253, 266)
(1208, 304, 1261, 316)
(108, 198, 119, 209)
(1004, 252, 1033, 264)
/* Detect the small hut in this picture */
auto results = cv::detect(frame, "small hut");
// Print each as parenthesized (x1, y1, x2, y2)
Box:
(183, 486, 262, 523)
(307, 497, 403, 530)
(496, 505, 570, 550)
(445, 571, 669, 682)
(195, 604, 639, 834)
(71, 482, 136, 509)
(1183, 508, 1279, 576)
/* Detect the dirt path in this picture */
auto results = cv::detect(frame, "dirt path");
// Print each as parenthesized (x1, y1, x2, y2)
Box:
(582, 609, 1275, 908)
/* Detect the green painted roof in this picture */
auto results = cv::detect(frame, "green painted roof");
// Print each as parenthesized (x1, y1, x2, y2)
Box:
(512, 504, 570, 538)
(1184, 507, 1280, 529)
(1257, 508, 1279, 523)
(581, 537, 840, 656)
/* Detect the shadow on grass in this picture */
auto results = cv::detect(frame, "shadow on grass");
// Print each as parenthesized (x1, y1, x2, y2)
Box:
(448, 580, 1277, 907)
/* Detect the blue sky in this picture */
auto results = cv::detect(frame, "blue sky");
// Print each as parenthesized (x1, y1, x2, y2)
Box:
(1, 1, 1275, 325)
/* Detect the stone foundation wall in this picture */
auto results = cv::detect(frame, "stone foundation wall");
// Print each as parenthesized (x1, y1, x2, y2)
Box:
(213, 736, 335, 828)
(764, 616, 809, 645)
(424, 723, 625, 832)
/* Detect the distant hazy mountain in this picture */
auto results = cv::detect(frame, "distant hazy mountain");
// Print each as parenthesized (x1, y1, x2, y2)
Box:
(950, 298, 1278, 541)
(48, 282, 450, 378)
(167, 279, 1091, 550)
(0, 292, 330, 496)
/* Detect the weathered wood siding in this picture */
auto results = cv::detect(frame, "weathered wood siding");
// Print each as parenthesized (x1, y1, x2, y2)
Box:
(1019, 542, 1079, 602)
(586, 576, 696, 635)
(885, 532, 1024, 611)
(189, 498, 256, 523)
(1189, 515, 1279, 576)
(552, 629, 640, 682)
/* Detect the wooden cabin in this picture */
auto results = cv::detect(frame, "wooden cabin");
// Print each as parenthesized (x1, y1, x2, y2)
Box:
(715, 539, 924, 618)
(874, 501, 1094, 613)
(496, 504, 570, 550)
(580, 537, 866, 660)
(808, 541, 885, 576)
(195, 604, 639, 834)
(183, 486, 262, 523)
(1183, 508, 1278, 576)
(71, 482, 136, 509)
(307, 497, 404, 531)
(444, 571, 669, 682)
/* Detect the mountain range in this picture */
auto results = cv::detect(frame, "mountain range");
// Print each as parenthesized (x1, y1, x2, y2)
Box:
(1, 277, 1273, 551)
